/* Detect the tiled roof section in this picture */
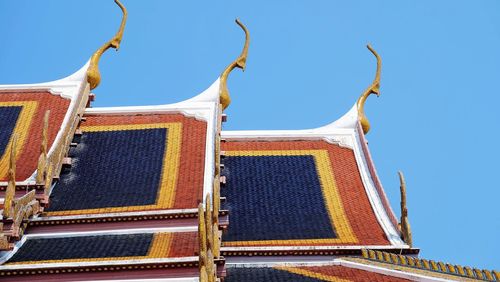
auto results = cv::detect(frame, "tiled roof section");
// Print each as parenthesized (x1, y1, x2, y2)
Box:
(0, 92, 70, 181)
(223, 155, 337, 242)
(352, 249, 500, 282)
(8, 233, 152, 263)
(6, 231, 198, 265)
(221, 140, 389, 247)
(46, 114, 207, 215)
(48, 127, 170, 211)
(225, 266, 410, 282)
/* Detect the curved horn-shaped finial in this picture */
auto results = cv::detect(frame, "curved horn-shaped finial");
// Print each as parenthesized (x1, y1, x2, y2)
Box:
(356, 44, 381, 134)
(87, 0, 128, 90)
(219, 18, 250, 110)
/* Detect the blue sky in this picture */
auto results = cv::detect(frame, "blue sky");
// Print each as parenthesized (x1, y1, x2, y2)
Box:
(1, 0, 499, 270)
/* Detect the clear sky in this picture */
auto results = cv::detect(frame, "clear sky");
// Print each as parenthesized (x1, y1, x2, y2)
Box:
(1, 0, 499, 270)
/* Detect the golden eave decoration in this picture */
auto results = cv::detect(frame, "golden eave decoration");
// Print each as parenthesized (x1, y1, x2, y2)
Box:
(357, 44, 381, 134)
(219, 19, 250, 110)
(398, 171, 412, 247)
(87, 0, 128, 90)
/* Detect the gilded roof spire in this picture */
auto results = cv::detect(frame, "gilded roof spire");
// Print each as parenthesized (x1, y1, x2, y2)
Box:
(219, 19, 250, 110)
(357, 44, 381, 134)
(87, 0, 128, 90)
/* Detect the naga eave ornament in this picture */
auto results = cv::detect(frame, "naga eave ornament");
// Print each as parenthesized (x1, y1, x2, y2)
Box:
(219, 19, 250, 110)
(87, 0, 128, 90)
(398, 171, 413, 247)
(356, 44, 381, 134)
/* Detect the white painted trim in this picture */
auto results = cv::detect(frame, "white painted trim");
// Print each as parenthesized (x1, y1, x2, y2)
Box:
(221, 245, 409, 252)
(0, 61, 89, 99)
(222, 127, 355, 149)
(322, 104, 359, 130)
(0, 256, 199, 270)
(221, 104, 359, 149)
(83, 79, 219, 122)
(21, 226, 197, 238)
(32, 208, 199, 221)
(0, 180, 35, 186)
(350, 126, 404, 245)
(84, 102, 213, 123)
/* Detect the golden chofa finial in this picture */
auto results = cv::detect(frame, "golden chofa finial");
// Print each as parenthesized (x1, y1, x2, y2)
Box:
(219, 18, 250, 110)
(87, 0, 128, 90)
(357, 44, 381, 134)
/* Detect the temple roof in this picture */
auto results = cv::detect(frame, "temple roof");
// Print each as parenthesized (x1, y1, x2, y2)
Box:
(0, 2, 497, 280)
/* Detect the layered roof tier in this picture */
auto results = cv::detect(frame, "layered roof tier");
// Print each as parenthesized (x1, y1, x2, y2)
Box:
(221, 140, 389, 247)
(219, 104, 409, 255)
(0, 227, 203, 281)
(4, 230, 198, 265)
(46, 113, 207, 216)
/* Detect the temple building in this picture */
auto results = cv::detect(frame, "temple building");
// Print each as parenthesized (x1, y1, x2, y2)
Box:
(0, 1, 498, 281)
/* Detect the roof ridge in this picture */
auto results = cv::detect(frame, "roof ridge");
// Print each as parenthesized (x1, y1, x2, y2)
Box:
(361, 249, 499, 281)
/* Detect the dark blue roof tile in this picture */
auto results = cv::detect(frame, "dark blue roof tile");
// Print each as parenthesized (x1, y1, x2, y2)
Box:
(8, 233, 153, 263)
(48, 128, 167, 211)
(222, 155, 336, 243)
